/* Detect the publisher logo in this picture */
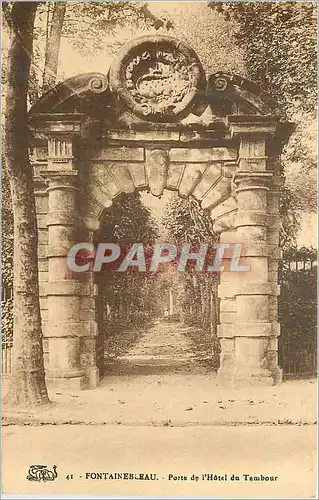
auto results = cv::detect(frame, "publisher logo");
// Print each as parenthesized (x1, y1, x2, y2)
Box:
(26, 465, 58, 482)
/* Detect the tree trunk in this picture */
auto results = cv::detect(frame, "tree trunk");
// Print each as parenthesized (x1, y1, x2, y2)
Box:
(192, 272, 201, 320)
(4, 2, 49, 406)
(28, 63, 40, 105)
(201, 278, 211, 331)
(42, 2, 66, 93)
(210, 288, 218, 337)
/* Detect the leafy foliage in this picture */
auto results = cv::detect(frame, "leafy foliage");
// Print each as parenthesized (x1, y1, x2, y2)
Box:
(209, 1, 317, 231)
(96, 192, 160, 331)
(152, 2, 245, 76)
(2, 2, 168, 346)
(278, 245, 317, 374)
(30, 1, 169, 93)
(209, 2, 317, 113)
(279, 183, 301, 250)
(63, 2, 170, 54)
(278, 252, 317, 375)
(1, 298, 13, 343)
(163, 195, 217, 245)
(162, 195, 218, 333)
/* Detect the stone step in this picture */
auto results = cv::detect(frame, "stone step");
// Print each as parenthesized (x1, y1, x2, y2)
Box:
(104, 359, 201, 376)
(120, 354, 194, 367)
(129, 347, 191, 356)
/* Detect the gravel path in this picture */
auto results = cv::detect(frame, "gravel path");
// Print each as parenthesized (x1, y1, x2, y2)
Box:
(105, 320, 206, 375)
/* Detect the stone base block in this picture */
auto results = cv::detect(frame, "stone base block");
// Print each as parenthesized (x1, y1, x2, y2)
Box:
(217, 366, 276, 387)
(83, 367, 100, 389)
(270, 365, 283, 385)
(46, 366, 100, 391)
(45, 374, 86, 392)
(216, 368, 235, 387)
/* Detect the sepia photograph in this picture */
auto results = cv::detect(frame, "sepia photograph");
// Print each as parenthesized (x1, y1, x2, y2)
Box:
(1, 1, 318, 498)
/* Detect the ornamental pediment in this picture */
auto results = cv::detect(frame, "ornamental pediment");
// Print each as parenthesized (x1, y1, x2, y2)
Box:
(29, 34, 286, 129)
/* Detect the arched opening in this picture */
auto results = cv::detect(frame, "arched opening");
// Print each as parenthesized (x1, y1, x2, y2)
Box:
(78, 131, 237, 381)
(92, 188, 221, 379)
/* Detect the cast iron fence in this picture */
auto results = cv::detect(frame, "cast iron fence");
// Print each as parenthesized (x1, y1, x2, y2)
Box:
(1, 339, 13, 376)
(278, 247, 317, 379)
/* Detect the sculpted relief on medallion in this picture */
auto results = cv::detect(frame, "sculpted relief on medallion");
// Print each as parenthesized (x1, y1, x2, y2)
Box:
(109, 35, 206, 121)
(125, 50, 191, 117)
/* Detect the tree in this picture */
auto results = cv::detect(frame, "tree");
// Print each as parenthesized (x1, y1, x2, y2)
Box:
(209, 1, 317, 220)
(163, 195, 219, 332)
(42, 2, 66, 93)
(29, 1, 169, 97)
(1, 1, 169, 406)
(142, 2, 245, 75)
(3, 2, 49, 406)
(279, 184, 301, 250)
(209, 2, 316, 113)
(62, 2, 169, 55)
(96, 192, 159, 329)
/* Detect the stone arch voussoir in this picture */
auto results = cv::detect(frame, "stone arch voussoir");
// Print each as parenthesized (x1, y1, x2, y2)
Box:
(81, 147, 237, 232)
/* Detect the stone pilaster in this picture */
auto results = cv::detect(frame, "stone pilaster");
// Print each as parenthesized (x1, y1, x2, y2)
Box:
(42, 169, 99, 390)
(221, 128, 281, 386)
(233, 169, 275, 385)
(43, 171, 85, 389)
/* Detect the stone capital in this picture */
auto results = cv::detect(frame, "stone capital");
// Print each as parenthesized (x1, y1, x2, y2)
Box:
(29, 115, 83, 171)
(29, 113, 84, 135)
(227, 116, 277, 139)
(47, 136, 76, 170)
(234, 171, 273, 194)
(41, 170, 79, 190)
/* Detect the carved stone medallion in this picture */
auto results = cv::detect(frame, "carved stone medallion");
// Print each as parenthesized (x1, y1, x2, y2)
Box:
(109, 35, 206, 122)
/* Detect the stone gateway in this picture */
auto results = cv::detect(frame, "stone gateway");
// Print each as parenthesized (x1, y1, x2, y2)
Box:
(28, 34, 293, 390)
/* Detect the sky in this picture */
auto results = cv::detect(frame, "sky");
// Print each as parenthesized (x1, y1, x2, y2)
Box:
(57, 2, 244, 80)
